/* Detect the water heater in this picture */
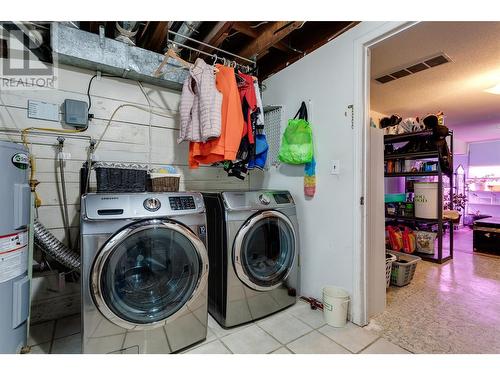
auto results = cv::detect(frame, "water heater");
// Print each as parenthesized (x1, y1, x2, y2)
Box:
(0, 140, 31, 353)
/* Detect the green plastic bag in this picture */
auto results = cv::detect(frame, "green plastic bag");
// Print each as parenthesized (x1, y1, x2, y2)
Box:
(278, 102, 313, 164)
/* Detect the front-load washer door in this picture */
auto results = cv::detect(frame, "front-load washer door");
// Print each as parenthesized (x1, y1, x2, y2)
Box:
(91, 219, 208, 330)
(233, 210, 296, 291)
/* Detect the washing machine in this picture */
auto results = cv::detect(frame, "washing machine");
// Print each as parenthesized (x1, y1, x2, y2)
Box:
(80, 192, 209, 353)
(203, 190, 299, 328)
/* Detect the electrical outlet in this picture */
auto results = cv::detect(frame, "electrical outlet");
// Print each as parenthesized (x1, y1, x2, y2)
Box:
(331, 160, 340, 175)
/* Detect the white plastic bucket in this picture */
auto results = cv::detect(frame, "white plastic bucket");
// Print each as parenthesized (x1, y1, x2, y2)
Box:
(414, 182, 438, 219)
(322, 286, 350, 327)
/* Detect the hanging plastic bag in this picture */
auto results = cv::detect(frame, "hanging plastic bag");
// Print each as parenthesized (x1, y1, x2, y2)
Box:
(278, 102, 314, 164)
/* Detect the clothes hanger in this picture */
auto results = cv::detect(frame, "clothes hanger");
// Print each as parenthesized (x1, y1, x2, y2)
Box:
(234, 63, 246, 85)
(211, 53, 220, 73)
(167, 48, 192, 69)
(154, 48, 192, 77)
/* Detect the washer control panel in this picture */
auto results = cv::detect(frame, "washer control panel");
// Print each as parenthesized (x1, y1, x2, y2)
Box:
(143, 197, 161, 212)
(169, 196, 196, 211)
(258, 193, 271, 205)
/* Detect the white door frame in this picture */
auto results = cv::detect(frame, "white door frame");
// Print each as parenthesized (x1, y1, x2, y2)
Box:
(351, 21, 419, 325)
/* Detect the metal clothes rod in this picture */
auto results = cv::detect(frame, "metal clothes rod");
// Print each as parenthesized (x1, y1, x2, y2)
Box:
(167, 39, 253, 72)
(168, 29, 256, 66)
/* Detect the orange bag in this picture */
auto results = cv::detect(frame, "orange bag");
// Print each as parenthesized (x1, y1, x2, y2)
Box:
(387, 226, 403, 251)
(402, 227, 416, 253)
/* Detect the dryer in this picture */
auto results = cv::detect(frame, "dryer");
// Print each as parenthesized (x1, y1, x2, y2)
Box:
(80, 192, 209, 353)
(203, 190, 299, 328)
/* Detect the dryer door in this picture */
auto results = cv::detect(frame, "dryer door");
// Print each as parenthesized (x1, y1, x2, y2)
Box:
(91, 219, 208, 330)
(233, 210, 296, 291)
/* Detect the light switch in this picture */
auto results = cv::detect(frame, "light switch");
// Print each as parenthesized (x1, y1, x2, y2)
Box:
(331, 160, 340, 175)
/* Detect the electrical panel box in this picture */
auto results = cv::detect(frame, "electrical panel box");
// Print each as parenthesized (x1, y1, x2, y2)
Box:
(64, 99, 88, 128)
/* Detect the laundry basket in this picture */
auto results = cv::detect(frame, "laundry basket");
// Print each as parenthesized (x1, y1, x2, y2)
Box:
(94, 162, 148, 193)
(385, 252, 397, 288)
(149, 174, 180, 192)
(387, 250, 421, 287)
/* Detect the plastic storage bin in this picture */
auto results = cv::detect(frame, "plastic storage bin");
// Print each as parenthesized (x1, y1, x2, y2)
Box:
(384, 193, 406, 203)
(385, 252, 397, 288)
(387, 250, 421, 287)
(414, 182, 438, 219)
(94, 162, 147, 193)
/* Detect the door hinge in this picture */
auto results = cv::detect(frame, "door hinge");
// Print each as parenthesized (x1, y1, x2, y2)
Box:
(348, 104, 354, 129)
(360, 196, 364, 205)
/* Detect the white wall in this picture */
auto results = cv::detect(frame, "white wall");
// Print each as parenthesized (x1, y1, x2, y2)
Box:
(252, 22, 400, 323)
(0, 64, 249, 249)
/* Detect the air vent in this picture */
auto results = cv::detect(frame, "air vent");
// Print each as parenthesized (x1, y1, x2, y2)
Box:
(424, 55, 450, 67)
(375, 75, 396, 84)
(406, 62, 429, 73)
(374, 53, 452, 84)
(390, 69, 411, 79)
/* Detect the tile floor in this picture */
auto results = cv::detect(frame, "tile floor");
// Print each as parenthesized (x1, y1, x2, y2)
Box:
(26, 302, 410, 354)
(27, 230, 498, 354)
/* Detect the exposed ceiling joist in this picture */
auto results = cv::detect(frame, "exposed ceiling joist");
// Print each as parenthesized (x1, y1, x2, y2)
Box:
(232, 22, 290, 53)
(257, 22, 358, 80)
(238, 21, 304, 59)
(136, 21, 151, 46)
(197, 21, 234, 54)
(143, 21, 169, 53)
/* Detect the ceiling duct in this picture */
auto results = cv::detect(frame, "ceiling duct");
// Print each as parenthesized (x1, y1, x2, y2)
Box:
(171, 21, 202, 48)
(51, 23, 188, 91)
(374, 52, 452, 84)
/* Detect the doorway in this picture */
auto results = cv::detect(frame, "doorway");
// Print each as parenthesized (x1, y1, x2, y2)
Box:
(363, 21, 500, 353)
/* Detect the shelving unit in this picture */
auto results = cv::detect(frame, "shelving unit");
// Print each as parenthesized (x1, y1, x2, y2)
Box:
(384, 130, 454, 264)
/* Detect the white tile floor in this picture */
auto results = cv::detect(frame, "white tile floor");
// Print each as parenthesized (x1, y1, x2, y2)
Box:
(26, 301, 412, 354)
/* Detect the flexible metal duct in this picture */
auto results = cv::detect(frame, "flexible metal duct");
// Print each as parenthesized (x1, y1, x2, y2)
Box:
(172, 21, 202, 45)
(34, 218, 80, 270)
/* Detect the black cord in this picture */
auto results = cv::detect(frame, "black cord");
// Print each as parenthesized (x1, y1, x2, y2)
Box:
(86, 73, 121, 116)
(86, 74, 97, 111)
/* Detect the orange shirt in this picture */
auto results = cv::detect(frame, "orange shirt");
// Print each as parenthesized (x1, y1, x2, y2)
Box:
(189, 65, 244, 168)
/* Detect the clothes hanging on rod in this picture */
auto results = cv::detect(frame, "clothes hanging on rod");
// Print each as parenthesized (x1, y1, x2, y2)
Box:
(189, 64, 244, 168)
(248, 79, 268, 170)
(178, 58, 222, 143)
(173, 51, 266, 179)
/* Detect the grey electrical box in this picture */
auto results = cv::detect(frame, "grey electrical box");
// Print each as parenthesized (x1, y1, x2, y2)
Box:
(64, 99, 88, 128)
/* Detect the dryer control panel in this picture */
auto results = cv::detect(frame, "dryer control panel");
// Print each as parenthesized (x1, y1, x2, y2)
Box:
(221, 190, 295, 211)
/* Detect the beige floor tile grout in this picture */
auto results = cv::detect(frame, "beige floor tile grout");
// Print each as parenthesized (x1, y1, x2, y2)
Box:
(313, 327, 357, 354)
(217, 337, 234, 354)
(360, 337, 414, 354)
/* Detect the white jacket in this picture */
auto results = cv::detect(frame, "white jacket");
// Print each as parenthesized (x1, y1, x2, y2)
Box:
(178, 58, 222, 143)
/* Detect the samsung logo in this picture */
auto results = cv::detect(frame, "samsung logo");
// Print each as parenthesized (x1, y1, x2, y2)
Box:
(100, 197, 119, 200)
